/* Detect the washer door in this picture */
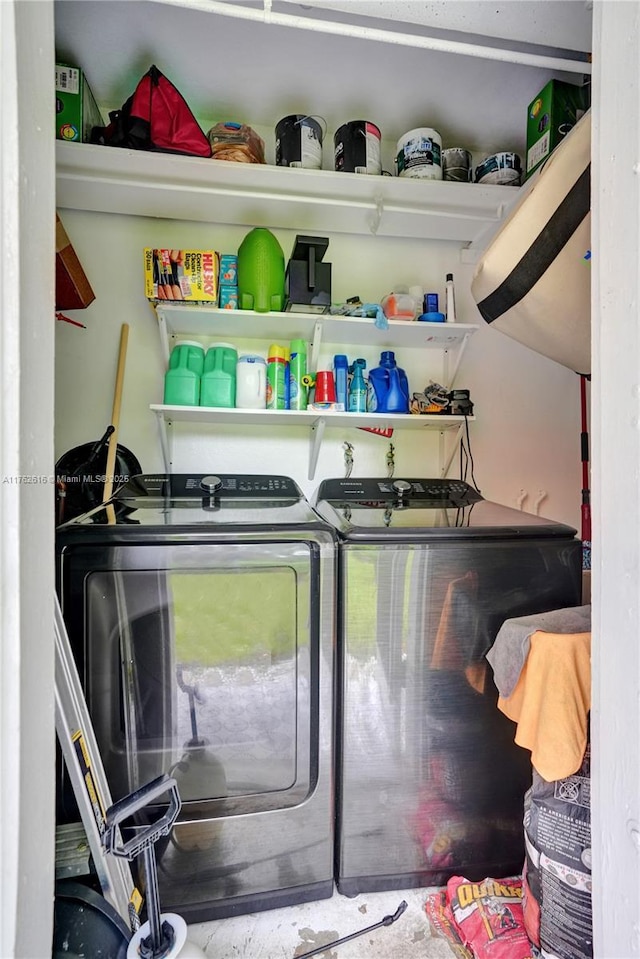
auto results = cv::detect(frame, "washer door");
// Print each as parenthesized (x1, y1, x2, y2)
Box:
(80, 541, 320, 816)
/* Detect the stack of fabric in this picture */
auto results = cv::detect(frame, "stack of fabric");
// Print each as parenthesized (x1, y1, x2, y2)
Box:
(486, 605, 592, 959)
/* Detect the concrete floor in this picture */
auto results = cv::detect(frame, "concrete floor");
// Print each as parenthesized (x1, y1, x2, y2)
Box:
(187, 885, 457, 958)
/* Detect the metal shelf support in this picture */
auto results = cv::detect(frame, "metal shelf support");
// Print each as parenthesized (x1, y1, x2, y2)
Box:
(309, 418, 326, 480)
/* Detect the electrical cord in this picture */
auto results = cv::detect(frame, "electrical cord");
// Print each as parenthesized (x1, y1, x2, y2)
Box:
(459, 414, 481, 493)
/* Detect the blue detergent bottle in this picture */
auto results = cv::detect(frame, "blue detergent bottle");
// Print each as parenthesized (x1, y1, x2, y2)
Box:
(368, 351, 410, 413)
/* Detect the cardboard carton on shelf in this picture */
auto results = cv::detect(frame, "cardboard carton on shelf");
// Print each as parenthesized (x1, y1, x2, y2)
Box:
(55, 213, 95, 311)
(55, 63, 104, 143)
(525, 78, 590, 178)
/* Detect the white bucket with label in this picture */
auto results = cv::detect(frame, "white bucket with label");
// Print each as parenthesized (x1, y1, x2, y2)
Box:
(474, 152, 522, 186)
(396, 127, 443, 180)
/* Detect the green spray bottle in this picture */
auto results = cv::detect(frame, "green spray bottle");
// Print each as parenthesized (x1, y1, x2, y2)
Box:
(289, 339, 308, 410)
(266, 344, 287, 410)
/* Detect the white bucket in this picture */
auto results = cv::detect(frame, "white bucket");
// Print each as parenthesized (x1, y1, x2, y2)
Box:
(474, 152, 522, 186)
(396, 127, 442, 180)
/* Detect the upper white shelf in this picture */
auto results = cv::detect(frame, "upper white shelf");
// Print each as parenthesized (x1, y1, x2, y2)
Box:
(150, 405, 471, 431)
(155, 304, 477, 350)
(56, 141, 521, 243)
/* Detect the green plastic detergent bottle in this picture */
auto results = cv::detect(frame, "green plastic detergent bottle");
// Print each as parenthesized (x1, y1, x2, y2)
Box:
(368, 351, 410, 413)
(163, 341, 204, 406)
(237, 228, 285, 313)
(200, 343, 237, 408)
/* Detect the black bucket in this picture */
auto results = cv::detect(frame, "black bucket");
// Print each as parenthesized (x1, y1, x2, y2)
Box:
(334, 120, 382, 175)
(53, 881, 130, 959)
(275, 115, 323, 169)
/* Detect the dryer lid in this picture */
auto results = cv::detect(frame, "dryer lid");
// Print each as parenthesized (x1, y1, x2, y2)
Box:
(59, 473, 321, 528)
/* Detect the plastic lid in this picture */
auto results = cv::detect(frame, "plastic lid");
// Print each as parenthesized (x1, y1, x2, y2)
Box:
(173, 340, 204, 350)
(334, 354, 349, 367)
(268, 345, 288, 360)
(396, 128, 441, 150)
(238, 354, 266, 364)
(208, 342, 237, 351)
(446, 273, 454, 281)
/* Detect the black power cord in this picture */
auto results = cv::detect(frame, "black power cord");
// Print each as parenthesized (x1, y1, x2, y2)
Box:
(459, 414, 481, 493)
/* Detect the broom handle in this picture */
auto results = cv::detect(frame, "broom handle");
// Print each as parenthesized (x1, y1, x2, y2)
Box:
(103, 324, 129, 504)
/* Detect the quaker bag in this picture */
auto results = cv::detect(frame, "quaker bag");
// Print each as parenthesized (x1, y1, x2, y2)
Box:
(91, 64, 212, 158)
(471, 111, 591, 375)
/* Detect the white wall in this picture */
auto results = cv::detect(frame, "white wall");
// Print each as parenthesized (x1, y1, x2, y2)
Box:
(0, 2, 56, 957)
(591, 2, 640, 955)
(55, 209, 581, 528)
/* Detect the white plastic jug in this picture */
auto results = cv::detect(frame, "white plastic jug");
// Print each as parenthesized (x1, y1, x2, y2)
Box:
(236, 354, 266, 409)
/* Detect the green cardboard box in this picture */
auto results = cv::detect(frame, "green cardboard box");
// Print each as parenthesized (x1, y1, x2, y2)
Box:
(55, 63, 104, 143)
(525, 79, 590, 178)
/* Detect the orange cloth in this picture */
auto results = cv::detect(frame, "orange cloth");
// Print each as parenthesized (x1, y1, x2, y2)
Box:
(431, 570, 487, 693)
(497, 630, 591, 781)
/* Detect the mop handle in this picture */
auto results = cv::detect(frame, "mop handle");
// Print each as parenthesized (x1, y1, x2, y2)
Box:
(104, 775, 182, 957)
(580, 374, 591, 542)
(293, 900, 408, 958)
(104, 774, 181, 862)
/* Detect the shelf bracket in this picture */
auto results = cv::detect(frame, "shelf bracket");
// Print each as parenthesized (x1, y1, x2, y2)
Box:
(155, 307, 171, 366)
(308, 417, 326, 480)
(310, 320, 323, 373)
(154, 411, 172, 473)
(439, 423, 465, 478)
(444, 331, 472, 390)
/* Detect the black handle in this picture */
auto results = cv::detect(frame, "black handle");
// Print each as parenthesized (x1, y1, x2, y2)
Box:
(85, 425, 115, 469)
(103, 773, 181, 862)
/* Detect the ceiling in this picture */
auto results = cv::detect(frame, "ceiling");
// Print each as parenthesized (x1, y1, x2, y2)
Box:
(277, 1, 593, 54)
(54, 0, 592, 164)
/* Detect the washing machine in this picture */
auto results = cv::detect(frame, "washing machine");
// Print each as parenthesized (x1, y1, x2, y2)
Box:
(56, 473, 336, 922)
(313, 476, 582, 897)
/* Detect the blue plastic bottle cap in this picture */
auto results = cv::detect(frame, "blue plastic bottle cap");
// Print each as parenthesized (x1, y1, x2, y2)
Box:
(418, 311, 446, 323)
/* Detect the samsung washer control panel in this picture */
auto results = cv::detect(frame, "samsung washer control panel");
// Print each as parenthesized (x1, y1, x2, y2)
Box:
(315, 477, 483, 508)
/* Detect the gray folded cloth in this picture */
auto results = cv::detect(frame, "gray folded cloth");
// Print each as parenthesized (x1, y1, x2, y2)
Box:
(486, 605, 591, 698)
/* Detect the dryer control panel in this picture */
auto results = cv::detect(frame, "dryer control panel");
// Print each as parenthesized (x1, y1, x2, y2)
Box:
(116, 473, 303, 500)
